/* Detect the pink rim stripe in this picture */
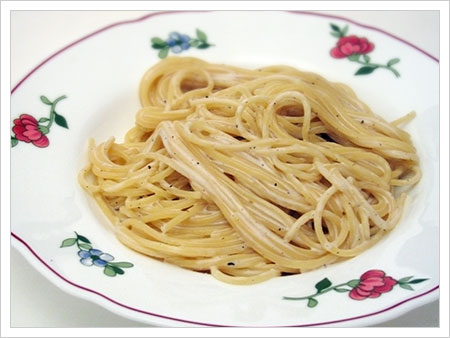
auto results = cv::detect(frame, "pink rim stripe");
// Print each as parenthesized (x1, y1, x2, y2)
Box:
(11, 232, 224, 327)
(11, 231, 439, 327)
(11, 10, 438, 94)
(11, 10, 439, 327)
(11, 11, 207, 94)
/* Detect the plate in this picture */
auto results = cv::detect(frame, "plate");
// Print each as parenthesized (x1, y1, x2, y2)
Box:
(11, 11, 439, 327)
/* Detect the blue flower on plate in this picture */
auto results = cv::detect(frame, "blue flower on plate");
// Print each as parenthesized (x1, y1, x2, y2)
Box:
(166, 32, 191, 53)
(61, 232, 134, 277)
(152, 29, 212, 59)
(78, 248, 114, 267)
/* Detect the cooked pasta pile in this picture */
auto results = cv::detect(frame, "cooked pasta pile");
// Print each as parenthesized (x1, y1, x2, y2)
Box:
(79, 57, 420, 284)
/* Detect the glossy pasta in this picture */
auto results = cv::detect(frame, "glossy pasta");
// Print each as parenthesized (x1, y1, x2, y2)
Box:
(79, 57, 421, 285)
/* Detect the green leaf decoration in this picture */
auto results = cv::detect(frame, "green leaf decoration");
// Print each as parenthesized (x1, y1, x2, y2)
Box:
(355, 66, 378, 75)
(330, 31, 341, 38)
(151, 37, 167, 49)
(399, 283, 414, 291)
(387, 58, 400, 66)
(54, 95, 67, 104)
(54, 112, 69, 129)
(60, 238, 77, 248)
(397, 276, 413, 284)
(315, 277, 332, 292)
(38, 117, 50, 123)
(110, 262, 134, 268)
(341, 25, 349, 36)
(347, 54, 360, 61)
(151, 37, 165, 44)
(11, 137, 18, 147)
(346, 279, 360, 288)
(196, 29, 207, 42)
(334, 287, 351, 293)
(158, 46, 169, 59)
(330, 23, 340, 33)
(190, 40, 200, 47)
(38, 125, 50, 134)
(307, 298, 318, 308)
(363, 54, 371, 63)
(79, 243, 92, 250)
(197, 42, 211, 49)
(40, 95, 52, 105)
(104, 265, 117, 277)
(76, 234, 91, 244)
(111, 266, 125, 275)
(408, 278, 428, 284)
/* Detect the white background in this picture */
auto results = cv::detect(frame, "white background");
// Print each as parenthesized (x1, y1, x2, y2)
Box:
(10, 10, 440, 328)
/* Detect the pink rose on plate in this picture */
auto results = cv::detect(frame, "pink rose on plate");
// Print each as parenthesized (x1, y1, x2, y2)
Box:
(349, 269, 397, 300)
(331, 35, 375, 58)
(328, 23, 400, 77)
(11, 95, 68, 149)
(283, 268, 427, 308)
(12, 114, 49, 148)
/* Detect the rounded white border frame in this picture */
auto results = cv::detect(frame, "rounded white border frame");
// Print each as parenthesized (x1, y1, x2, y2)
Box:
(10, 11, 439, 327)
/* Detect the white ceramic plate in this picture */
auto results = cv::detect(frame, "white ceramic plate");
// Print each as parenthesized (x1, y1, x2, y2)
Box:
(11, 11, 439, 327)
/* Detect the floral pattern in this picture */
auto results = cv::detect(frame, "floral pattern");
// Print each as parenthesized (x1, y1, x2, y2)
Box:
(11, 95, 68, 148)
(349, 269, 397, 300)
(78, 248, 114, 267)
(151, 29, 212, 58)
(331, 35, 374, 58)
(61, 232, 133, 277)
(12, 114, 50, 148)
(329, 23, 400, 77)
(283, 269, 428, 308)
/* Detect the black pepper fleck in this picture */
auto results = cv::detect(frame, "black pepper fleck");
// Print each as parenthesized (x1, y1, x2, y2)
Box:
(148, 165, 152, 169)
(227, 262, 235, 266)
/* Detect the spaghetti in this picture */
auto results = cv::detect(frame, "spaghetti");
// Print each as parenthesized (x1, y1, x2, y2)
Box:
(79, 57, 420, 284)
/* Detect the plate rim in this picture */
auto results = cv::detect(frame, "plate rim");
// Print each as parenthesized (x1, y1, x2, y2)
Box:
(11, 232, 440, 327)
(10, 10, 440, 327)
